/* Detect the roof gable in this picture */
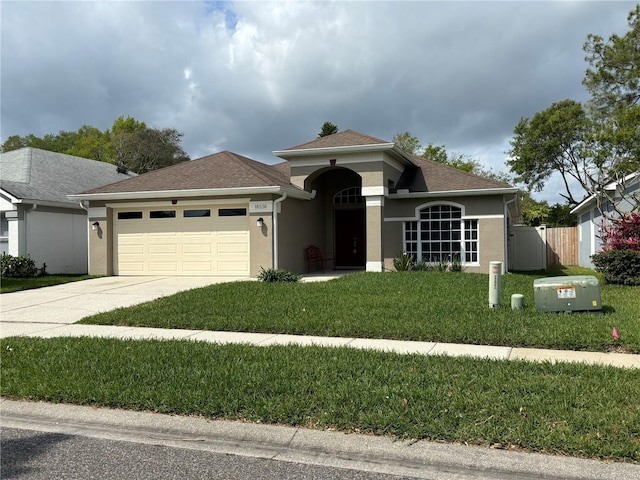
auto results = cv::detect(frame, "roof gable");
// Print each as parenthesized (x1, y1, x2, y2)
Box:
(0, 148, 136, 206)
(396, 155, 513, 193)
(281, 129, 390, 151)
(80, 151, 298, 195)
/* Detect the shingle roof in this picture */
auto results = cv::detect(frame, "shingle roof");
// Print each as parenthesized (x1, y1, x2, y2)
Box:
(80, 151, 299, 195)
(396, 155, 513, 193)
(281, 129, 390, 151)
(0, 148, 136, 206)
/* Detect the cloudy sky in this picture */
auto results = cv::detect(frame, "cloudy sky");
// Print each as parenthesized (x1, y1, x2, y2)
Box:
(1, 1, 636, 203)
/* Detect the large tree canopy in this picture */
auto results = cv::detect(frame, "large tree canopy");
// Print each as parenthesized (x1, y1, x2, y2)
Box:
(508, 5, 640, 216)
(1, 116, 189, 173)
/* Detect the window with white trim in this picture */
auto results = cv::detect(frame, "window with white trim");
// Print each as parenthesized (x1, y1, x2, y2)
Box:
(403, 205, 479, 264)
(334, 187, 363, 205)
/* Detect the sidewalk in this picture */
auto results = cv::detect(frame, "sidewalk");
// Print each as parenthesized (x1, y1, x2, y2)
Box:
(2, 321, 639, 368)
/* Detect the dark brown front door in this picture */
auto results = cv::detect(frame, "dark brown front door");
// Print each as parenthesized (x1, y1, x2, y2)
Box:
(335, 209, 365, 268)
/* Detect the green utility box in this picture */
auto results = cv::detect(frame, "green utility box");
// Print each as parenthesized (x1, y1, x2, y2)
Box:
(533, 276, 602, 313)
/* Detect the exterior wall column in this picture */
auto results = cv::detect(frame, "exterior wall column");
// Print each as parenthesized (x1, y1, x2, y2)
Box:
(88, 207, 109, 276)
(5, 210, 23, 257)
(363, 186, 387, 272)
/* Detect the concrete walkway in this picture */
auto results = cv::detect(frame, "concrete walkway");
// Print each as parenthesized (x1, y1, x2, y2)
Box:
(1, 275, 638, 368)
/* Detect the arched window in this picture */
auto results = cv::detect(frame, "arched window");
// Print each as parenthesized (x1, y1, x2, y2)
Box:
(334, 187, 363, 205)
(404, 205, 478, 264)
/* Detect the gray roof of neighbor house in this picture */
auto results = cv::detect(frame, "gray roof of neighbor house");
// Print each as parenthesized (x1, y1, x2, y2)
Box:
(79, 151, 302, 195)
(0, 147, 136, 207)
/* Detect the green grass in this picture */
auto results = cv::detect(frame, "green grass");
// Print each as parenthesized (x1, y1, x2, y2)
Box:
(2, 336, 639, 462)
(79, 270, 640, 353)
(0, 274, 97, 293)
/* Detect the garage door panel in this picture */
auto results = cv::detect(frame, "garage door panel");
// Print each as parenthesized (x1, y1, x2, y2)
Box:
(119, 244, 145, 255)
(118, 262, 146, 273)
(182, 262, 214, 272)
(181, 229, 212, 236)
(115, 205, 250, 276)
(183, 244, 212, 254)
(149, 231, 179, 238)
(217, 243, 249, 254)
(149, 262, 179, 273)
(149, 244, 178, 254)
(218, 261, 249, 273)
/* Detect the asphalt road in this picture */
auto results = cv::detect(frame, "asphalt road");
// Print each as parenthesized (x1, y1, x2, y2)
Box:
(1, 427, 415, 480)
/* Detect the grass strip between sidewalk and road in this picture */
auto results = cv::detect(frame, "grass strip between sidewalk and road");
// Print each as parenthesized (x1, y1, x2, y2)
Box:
(2, 336, 639, 463)
(0, 275, 97, 294)
(79, 271, 640, 353)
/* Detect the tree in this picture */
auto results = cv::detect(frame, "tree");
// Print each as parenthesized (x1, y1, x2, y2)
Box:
(508, 6, 640, 217)
(507, 99, 591, 206)
(422, 141, 511, 183)
(393, 132, 422, 155)
(65, 125, 110, 162)
(421, 142, 448, 163)
(0, 115, 190, 173)
(517, 191, 576, 227)
(318, 122, 338, 137)
(112, 127, 189, 174)
(1, 135, 27, 152)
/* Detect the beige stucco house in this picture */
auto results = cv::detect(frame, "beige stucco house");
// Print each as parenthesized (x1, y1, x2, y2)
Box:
(69, 130, 519, 277)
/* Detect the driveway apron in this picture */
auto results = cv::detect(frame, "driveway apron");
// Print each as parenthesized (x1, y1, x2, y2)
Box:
(0, 276, 240, 338)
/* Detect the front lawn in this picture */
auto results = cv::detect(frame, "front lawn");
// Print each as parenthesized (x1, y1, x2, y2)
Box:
(79, 270, 640, 353)
(2, 337, 639, 463)
(0, 274, 97, 294)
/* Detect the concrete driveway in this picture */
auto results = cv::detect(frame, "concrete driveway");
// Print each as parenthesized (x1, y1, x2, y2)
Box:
(0, 276, 243, 338)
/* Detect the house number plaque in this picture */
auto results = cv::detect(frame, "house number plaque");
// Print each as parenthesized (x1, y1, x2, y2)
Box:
(249, 201, 273, 213)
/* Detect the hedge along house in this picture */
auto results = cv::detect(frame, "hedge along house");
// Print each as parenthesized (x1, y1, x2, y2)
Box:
(70, 130, 519, 277)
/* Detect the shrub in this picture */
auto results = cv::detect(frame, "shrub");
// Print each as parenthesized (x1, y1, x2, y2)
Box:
(1, 254, 38, 278)
(598, 212, 640, 252)
(449, 255, 464, 272)
(393, 252, 415, 271)
(392, 253, 463, 272)
(591, 249, 640, 285)
(257, 267, 300, 283)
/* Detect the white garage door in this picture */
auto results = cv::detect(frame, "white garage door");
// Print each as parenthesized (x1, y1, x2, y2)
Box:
(114, 205, 250, 276)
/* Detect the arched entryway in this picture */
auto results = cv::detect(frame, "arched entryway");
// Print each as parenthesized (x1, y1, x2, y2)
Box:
(306, 167, 365, 269)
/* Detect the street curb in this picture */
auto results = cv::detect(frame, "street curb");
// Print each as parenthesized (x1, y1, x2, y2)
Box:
(2, 399, 638, 480)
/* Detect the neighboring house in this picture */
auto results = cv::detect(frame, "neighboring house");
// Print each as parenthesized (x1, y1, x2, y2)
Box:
(69, 130, 519, 277)
(571, 172, 639, 267)
(1, 148, 136, 273)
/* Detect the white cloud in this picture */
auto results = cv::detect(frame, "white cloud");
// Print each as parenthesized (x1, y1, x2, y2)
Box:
(1, 0, 636, 204)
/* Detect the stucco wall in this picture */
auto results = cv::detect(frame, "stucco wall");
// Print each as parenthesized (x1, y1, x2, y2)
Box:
(477, 217, 505, 272)
(384, 195, 505, 219)
(277, 196, 325, 274)
(250, 212, 272, 277)
(88, 209, 109, 276)
(382, 197, 507, 274)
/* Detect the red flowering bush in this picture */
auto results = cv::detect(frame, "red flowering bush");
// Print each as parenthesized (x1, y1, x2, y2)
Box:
(592, 212, 640, 284)
(598, 212, 640, 251)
